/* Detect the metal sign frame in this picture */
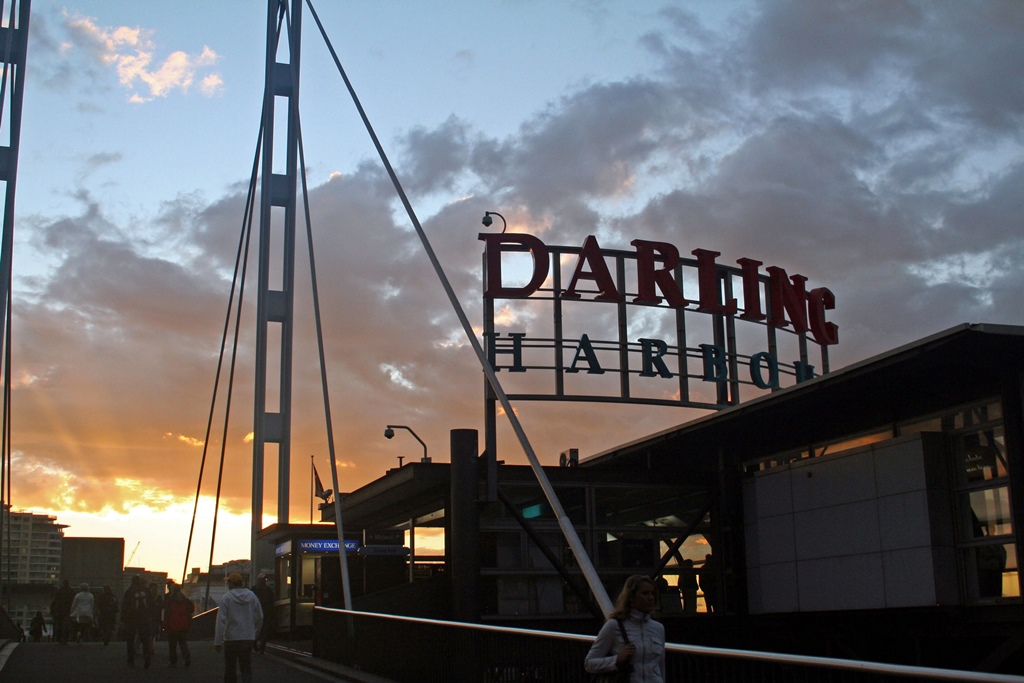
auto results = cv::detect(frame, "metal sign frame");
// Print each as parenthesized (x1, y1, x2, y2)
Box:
(482, 235, 835, 410)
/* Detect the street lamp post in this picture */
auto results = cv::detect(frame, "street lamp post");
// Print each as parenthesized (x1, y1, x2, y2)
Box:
(384, 425, 431, 463)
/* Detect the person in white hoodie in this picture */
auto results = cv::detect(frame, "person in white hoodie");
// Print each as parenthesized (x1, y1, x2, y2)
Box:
(68, 583, 95, 643)
(214, 573, 264, 683)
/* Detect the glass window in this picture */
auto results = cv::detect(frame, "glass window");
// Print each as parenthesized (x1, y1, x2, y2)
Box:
(597, 535, 656, 569)
(898, 416, 943, 436)
(953, 427, 1008, 484)
(526, 533, 562, 570)
(813, 429, 892, 458)
(962, 543, 1016, 600)
(899, 400, 1003, 437)
(496, 576, 532, 616)
(496, 485, 586, 524)
(276, 556, 292, 599)
(743, 448, 808, 473)
(963, 487, 1013, 538)
(943, 398, 1018, 604)
(300, 555, 317, 600)
(954, 401, 1003, 429)
(594, 485, 696, 527)
(495, 532, 523, 570)
(1003, 544, 1020, 599)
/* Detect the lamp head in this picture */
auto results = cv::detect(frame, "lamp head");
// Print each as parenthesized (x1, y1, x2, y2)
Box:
(384, 427, 395, 439)
(481, 212, 493, 227)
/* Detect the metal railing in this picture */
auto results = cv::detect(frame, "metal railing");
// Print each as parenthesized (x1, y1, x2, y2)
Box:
(313, 607, 1024, 683)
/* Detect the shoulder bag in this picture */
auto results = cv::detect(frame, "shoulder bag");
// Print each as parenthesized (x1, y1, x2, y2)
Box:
(590, 619, 633, 683)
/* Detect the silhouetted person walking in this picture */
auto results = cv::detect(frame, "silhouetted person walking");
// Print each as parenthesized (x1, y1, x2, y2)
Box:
(164, 581, 194, 667)
(96, 585, 119, 645)
(680, 559, 698, 613)
(51, 579, 74, 645)
(148, 582, 164, 642)
(29, 611, 45, 642)
(252, 573, 274, 653)
(122, 575, 154, 668)
(699, 554, 721, 613)
(215, 572, 263, 683)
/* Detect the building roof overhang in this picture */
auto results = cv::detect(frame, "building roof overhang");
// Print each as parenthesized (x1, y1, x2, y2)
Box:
(293, 324, 1024, 534)
(582, 323, 1024, 471)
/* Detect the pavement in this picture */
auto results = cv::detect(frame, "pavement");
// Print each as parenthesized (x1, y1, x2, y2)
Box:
(0, 637, 397, 683)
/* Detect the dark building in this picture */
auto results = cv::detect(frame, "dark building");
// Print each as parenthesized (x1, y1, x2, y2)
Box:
(287, 324, 1021, 672)
(61, 537, 125, 591)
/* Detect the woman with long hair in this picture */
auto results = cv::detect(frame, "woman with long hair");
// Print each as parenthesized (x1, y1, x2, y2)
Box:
(584, 574, 666, 682)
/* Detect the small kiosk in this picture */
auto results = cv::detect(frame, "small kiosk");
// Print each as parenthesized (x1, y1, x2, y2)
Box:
(258, 522, 411, 636)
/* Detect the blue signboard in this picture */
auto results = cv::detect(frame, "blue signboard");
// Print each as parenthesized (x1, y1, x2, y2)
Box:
(297, 539, 359, 553)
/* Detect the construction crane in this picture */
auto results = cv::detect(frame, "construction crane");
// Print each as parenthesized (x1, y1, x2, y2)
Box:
(127, 541, 140, 566)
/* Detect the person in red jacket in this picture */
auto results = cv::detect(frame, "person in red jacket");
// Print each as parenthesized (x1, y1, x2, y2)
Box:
(163, 581, 194, 667)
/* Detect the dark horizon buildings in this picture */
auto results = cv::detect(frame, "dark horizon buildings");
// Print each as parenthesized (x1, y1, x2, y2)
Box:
(265, 323, 1021, 674)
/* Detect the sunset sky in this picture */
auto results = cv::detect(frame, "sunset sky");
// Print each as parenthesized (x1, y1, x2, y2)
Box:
(6, 1, 1023, 579)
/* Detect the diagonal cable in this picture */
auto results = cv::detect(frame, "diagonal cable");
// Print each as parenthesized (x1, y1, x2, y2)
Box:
(295, 113, 353, 609)
(182, 117, 263, 585)
(304, 0, 613, 615)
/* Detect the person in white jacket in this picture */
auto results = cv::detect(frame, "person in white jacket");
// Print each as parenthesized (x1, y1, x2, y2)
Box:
(214, 573, 264, 683)
(584, 574, 666, 682)
(68, 583, 95, 643)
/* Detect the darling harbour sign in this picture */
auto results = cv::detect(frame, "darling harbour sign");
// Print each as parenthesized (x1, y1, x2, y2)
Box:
(480, 232, 838, 409)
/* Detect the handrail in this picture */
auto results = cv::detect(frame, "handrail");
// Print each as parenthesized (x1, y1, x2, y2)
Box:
(316, 606, 1024, 683)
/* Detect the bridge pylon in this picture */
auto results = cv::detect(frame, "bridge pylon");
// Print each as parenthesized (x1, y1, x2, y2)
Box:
(251, 0, 302, 580)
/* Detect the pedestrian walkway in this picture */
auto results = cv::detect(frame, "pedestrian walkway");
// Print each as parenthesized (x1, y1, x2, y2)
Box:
(0, 638, 393, 683)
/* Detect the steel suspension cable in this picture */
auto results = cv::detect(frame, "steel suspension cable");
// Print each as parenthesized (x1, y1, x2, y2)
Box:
(296, 117, 352, 609)
(203, 198, 256, 610)
(182, 119, 264, 585)
(304, 0, 613, 615)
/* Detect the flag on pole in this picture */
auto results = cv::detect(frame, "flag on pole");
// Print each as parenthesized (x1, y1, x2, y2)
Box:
(313, 462, 332, 501)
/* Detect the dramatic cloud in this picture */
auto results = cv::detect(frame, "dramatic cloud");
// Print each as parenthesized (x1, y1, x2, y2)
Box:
(7, 2, 1024, 570)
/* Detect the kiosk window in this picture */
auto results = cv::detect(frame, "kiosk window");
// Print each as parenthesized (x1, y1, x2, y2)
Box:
(955, 426, 1008, 484)
(963, 543, 1017, 600)
(946, 400, 1017, 603)
(965, 487, 1013, 539)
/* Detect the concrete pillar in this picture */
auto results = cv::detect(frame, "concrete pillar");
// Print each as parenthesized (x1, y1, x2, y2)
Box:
(450, 429, 480, 623)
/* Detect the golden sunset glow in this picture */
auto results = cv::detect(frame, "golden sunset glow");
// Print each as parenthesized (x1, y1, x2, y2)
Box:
(2, 2, 1020, 586)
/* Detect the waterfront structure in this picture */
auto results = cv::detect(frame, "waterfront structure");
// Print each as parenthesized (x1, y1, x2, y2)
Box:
(184, 559, 250, 611)
(300, 324, 1022, 672)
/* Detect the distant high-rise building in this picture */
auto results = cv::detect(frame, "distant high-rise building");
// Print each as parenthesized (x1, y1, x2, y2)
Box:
(0, 505, 65, 584)
(1, 505, 67, 632)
